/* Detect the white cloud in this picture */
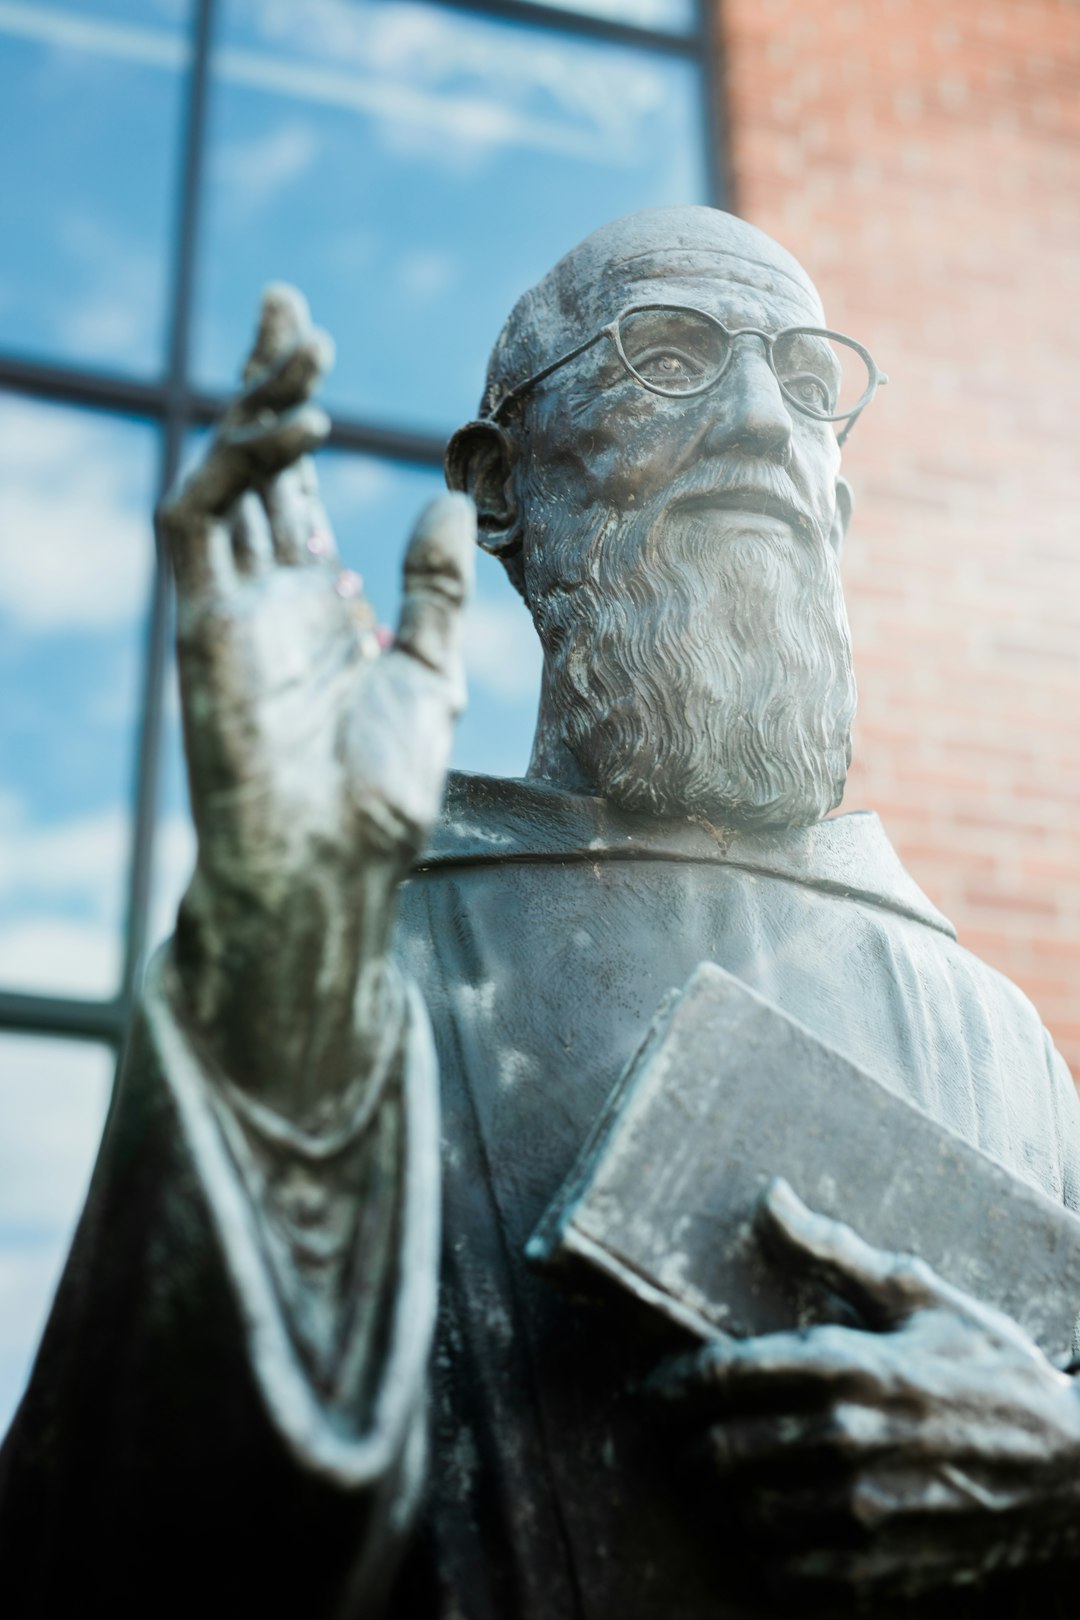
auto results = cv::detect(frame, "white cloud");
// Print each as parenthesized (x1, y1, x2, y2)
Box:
(0, 918, 121, 998)
(326, 227, 379, 275)
(0, 804, 128, 903)
(0, 1248, 60, 1438)
(0, 796, 192, 994)
(214, 120, 321, 219)
(148, 811, 196, 951)
(359, 4, 672, 168)
(162, 657, 182, 722)
(531, 0, 685, 24)
(0, 1036, 111, 1228)
(213, 14, 672, 175)
(61, 285, 151, 358)
(0, 1033, 111, 1437)
(400, 249, 458, 301)
(0, 0, 676, 184)
(243, 0, 363, 63)
(53, 212, 163, 366)
(0, 795, 127, 996)
(0, 397, 154, 630)
(319, 456, 392, 521)
(86, 641, 142, 729)
(0, 2, 188, 70)
(464, 596, 542, 703)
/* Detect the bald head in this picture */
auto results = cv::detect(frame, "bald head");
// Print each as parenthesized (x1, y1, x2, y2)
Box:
(480, 206, 825, 417)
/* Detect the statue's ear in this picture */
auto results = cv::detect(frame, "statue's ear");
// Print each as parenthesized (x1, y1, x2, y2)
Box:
(445, 420, 522, 560)
(829, 475, 853, 558)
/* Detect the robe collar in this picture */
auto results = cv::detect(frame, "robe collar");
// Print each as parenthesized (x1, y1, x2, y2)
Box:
(418, 772, 956, 941)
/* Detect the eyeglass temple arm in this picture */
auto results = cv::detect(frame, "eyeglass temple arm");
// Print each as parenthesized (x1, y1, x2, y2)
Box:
(836, 371, 887, 448)
(486, 327, 611, 422)
(837, 409, 863, 448)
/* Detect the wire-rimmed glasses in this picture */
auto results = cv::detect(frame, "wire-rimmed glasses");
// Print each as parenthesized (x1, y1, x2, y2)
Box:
(485, 303, 888, 446)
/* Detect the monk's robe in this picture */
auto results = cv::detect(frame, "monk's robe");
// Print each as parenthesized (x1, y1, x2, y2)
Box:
(2, 771, 1079, 1618)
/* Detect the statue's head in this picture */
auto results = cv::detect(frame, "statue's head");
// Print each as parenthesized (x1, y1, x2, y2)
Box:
(446, 207, 882, 830)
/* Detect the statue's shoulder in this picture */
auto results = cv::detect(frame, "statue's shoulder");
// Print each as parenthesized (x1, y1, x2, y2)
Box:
(418, 770, 619, 866)
(420, 778, 956, 944)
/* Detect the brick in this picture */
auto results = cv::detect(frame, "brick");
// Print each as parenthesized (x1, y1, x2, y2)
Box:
(721, 0, 1080, 1079)
(964, 889, 1060, 919)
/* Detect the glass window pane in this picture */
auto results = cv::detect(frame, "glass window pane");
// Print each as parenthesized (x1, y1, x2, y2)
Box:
(194, 0, 708, 433)
(0, 394, 158, 997)
(0, 0, 192, 375)
(0, 1036, 111, 1437)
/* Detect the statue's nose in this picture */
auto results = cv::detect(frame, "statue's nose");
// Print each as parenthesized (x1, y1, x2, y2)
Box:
(702, 341, 792, 459)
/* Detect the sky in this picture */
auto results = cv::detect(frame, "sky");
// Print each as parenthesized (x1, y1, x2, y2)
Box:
(0, 0, 707, 1433)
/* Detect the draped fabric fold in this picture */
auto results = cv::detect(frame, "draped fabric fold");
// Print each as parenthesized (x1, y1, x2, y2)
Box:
(2, 774, 1079, 1618)
(0, 949, 440, 1619)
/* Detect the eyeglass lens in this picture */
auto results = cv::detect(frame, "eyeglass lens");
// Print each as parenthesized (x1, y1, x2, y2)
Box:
(616, 308, 873, 419)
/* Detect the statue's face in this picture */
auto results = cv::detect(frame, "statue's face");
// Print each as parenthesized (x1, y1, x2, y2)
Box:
(511, 245, 858, 830)
(516, 251, 844, 558)
(446, 214, 860, 828)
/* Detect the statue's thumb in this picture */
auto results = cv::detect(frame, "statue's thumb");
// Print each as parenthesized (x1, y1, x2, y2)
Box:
(394, 493, 475, 713)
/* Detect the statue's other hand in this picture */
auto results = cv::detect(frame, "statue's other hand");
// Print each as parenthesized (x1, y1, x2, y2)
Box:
(649, 1180, 1080, 1604)
(158, 284, 474, 1104)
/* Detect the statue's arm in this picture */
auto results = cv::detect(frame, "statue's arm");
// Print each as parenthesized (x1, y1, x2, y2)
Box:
(0, 288, 473, 1616)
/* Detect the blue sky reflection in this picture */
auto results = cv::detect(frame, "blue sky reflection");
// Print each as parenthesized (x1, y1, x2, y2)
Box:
(196, 0, 706, 430)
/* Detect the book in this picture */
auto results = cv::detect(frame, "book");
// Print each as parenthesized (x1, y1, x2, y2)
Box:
(529, 963, 1080, 1362)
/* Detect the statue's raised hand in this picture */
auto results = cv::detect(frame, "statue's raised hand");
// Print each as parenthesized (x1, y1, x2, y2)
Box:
(158, 285, 474, 1118)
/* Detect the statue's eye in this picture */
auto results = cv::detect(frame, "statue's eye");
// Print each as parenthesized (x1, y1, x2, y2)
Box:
(631, 346, 708, 389)
(784, 372, 834, 412)
(617, 309, 727, 394)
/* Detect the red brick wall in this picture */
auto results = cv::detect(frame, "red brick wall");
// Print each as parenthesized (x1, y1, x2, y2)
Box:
(719, 0, 1080, 1078)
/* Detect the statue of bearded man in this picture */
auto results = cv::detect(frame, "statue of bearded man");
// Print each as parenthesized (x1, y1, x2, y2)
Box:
(3, 207, 1080, 1620)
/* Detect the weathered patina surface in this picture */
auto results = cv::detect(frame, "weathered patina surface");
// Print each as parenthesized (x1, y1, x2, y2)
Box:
(3, 210, 1080, 1617)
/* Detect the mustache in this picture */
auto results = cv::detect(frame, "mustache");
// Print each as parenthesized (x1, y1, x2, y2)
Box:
(663, 459, 815, 542)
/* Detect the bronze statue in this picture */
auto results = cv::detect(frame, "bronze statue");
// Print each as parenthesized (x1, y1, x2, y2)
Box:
(3, 207, 1080, 1618)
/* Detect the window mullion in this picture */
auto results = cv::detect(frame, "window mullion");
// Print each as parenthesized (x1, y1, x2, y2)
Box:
(119, 0, 218, 1017)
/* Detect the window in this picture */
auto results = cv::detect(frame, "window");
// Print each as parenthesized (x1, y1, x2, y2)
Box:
(0, 0, 722, 1431)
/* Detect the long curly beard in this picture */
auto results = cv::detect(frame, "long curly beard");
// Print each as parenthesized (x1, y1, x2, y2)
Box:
(525, 503, 857, 830)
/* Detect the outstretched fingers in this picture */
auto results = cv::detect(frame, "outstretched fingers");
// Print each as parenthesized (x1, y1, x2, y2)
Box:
(161, 405, 330, 601)
(242, 282, 314, 384)
(260, 453, 340, 569)
(242, 328, 334, 420)
(159, 499, 235, 603)
(232, 287, 336, 568)
(219, 403, 332, 489)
